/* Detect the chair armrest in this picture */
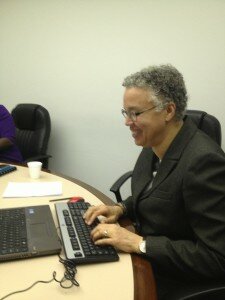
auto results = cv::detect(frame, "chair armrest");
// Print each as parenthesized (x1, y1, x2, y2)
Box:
(110, 171, 133, 202)
(25, 154, 52, 169)
(25, 154, 52, 162)
(170, 283, 225, 299)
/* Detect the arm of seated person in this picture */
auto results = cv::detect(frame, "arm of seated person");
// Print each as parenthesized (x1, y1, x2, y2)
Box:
(0, 137, 13, 152)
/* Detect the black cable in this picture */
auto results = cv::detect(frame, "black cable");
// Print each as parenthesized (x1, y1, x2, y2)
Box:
(0, 255, 79, 300)
(0, 273, 55, 300)
(55, 229, 80, 288)
(55, 254, 79, 288)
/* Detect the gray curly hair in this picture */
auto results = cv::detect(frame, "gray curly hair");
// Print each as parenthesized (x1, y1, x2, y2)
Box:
(122, 64, 188, 120)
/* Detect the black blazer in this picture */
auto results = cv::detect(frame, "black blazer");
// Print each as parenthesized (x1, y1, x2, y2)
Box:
(124, 117, 225, 280)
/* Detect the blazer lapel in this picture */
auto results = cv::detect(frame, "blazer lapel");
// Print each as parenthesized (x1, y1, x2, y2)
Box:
(131, 149, 156, 200)
(151, 116, 198, 192)
(151, 159, 177, 192)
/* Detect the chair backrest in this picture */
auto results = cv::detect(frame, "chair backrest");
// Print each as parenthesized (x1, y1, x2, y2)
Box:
(186, 110, 221, 146)
(11, 103, 51, 168)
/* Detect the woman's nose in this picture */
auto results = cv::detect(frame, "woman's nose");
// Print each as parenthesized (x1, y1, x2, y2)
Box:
(125, 117, 133, 126)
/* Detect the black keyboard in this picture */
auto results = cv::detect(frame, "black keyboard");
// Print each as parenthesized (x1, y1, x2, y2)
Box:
(55, 201, 119, 264)
(0, 164, 17, 176)
(0, 208, 28, 256)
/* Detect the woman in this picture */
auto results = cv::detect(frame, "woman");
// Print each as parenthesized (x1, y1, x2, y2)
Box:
(84, 65, 225, 299)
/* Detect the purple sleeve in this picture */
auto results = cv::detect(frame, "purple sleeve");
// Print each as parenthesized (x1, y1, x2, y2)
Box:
(0, 105, 16, 142)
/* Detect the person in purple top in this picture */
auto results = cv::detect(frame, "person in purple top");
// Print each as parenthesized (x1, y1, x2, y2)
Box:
(0, 105, 23, 163)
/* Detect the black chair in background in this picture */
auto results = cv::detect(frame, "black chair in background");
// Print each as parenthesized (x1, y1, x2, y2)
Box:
(110, 109, 224, 299)
(185, 110, 221, 146)
(11, 103, 51, 169)
(110, 110, 222, 203)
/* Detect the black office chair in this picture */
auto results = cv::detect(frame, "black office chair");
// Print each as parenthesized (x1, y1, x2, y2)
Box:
(169, 282, 225, 300)
(11, 103, 51, 169)
(110, 109, 224, 300)
(110, 109, 222, 203)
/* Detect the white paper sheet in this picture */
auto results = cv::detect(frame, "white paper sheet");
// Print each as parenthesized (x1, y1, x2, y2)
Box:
(2, 181, 62, 198)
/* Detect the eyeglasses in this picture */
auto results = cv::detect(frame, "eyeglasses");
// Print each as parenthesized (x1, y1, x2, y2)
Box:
(121, 106, 156, 122)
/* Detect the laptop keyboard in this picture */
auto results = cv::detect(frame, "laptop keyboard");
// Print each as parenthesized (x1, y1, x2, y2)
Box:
(0, 208, 28, 256)
(55, 201, 119, 264)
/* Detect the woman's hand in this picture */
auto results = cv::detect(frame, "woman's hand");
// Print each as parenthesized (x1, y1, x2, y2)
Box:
(83, 204, 123, 225)
(91, 223, 143, 253)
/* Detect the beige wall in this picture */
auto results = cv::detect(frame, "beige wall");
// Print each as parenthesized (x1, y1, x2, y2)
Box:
(0, 0, 225, 199)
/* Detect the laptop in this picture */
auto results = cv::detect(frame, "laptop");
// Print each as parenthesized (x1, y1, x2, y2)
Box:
(0, 205, 61, 262)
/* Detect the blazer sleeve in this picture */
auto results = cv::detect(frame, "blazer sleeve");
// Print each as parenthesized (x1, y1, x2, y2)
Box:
(146, 151, 225, 279)
(123, 196, 136, 221)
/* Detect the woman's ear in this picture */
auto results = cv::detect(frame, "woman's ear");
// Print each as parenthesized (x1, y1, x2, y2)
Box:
(165, 102, 176, 122)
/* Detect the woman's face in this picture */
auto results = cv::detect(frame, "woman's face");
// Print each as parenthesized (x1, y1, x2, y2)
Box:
(123, 87, 169, 148)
